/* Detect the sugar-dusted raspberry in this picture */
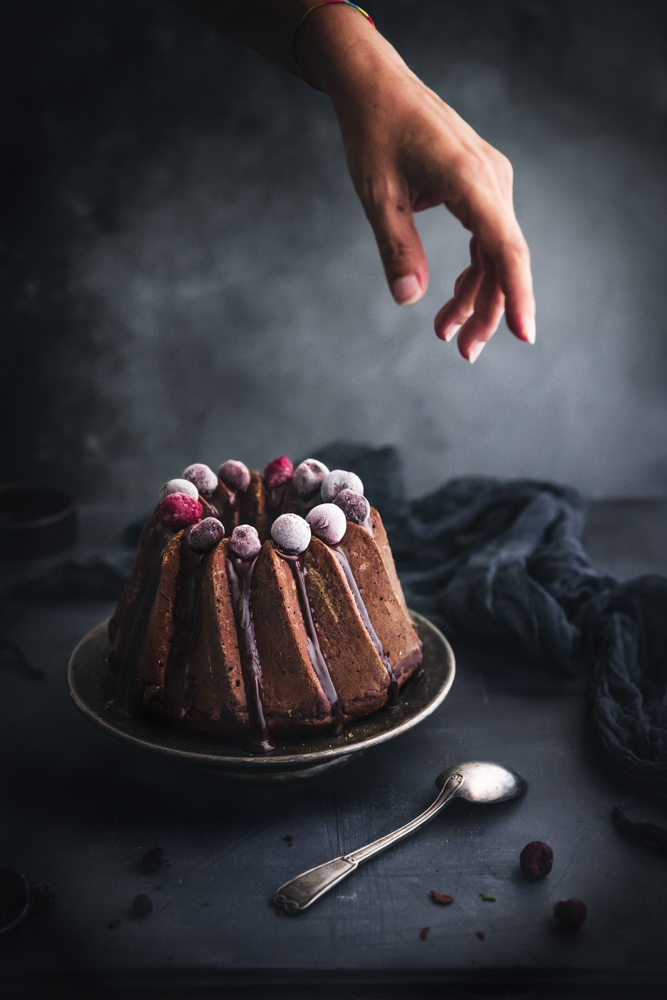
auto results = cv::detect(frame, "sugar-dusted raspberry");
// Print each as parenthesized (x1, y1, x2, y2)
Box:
(271, 513, 311, 553)
(229, 524, 262, 560)
(182, 463, 218, 494)
(334, 489, 370, 525)
(321, 470, 364, 503)
(218, 460, 251, 492)
(159, 478, 198, 502)
(160, 493, 202, 529)
(553, 898, 587, 928)
(189, 517, 225, 554)
(293, 459, 329, 498)
(307, 504, 347, 545)
(264, 456, 293, 488)
(519, 841, 553, 878)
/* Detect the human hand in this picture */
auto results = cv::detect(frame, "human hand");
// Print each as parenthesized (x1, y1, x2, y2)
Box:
(301, 9, 536, 361)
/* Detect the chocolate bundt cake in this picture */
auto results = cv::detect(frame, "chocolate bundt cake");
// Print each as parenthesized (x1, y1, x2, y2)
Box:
(105, 455, 422, 753)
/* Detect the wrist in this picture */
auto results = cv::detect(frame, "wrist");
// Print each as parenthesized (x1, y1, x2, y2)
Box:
(295, 4, 405, 99)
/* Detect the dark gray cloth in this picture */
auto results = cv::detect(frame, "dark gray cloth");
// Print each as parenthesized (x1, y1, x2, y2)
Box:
(313, 444, 667, 829)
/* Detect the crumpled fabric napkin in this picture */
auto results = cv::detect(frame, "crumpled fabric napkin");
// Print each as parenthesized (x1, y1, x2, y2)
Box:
(313, 443, 667, 849)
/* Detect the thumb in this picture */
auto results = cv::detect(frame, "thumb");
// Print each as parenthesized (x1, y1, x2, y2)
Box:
(364, 193, 429, 305)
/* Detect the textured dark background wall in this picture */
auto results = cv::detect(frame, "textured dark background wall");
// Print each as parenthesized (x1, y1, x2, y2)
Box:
(2, 0, 666, 502)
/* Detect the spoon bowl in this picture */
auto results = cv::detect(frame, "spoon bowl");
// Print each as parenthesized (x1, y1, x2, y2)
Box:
(436, 760, 527, 803)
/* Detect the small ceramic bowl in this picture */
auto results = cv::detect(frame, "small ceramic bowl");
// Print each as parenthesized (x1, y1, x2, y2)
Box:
(0, 865, 32, 936)
(0, 483, 77, 558)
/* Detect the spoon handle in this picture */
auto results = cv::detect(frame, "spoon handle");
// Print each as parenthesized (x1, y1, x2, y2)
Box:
(274, 773, 463, 913)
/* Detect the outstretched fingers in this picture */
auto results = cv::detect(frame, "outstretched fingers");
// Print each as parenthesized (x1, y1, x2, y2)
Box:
(434, 259, 483, 342)
(455, 258, 506, 362)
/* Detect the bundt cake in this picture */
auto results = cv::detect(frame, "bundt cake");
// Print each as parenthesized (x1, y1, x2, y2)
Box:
(105, 455, 422, 753)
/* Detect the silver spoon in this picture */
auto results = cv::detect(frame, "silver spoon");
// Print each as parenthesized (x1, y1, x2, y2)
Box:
(274, 761, 527, 913)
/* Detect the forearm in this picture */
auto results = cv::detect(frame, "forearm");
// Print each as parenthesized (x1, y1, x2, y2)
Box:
(168, 0, 387, 84)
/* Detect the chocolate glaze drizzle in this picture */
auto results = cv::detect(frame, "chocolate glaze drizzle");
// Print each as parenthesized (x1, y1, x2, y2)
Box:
(106, 524, 172, 717)
(277, 549, 344, 736)
(225, 553, 274, 754)
(163, 526, 205, 723)
(330, 543, 399, 708)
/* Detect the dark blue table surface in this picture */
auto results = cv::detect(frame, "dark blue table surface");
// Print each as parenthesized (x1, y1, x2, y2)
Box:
(2, 502, 667, 995)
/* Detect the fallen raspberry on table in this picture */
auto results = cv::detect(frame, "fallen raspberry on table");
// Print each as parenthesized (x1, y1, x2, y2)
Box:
(430, 891, 454, 905)
(142, 847, 164, 874)
(132, 894, 153, 918)
(420, 926, 430, 941)
(264, 455, 293, 488)
(520, 840, 553, 877)
(160, 493, 202, 529)
(553, 898, 587, 928)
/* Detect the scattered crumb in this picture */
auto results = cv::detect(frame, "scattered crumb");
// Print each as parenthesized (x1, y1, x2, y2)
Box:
(420, 927, 430, 941)
(430, 891, 454, 905)
(155, 885, 162, 891)
(108, 919, 121, 930)
(276, 909, 285, 916)
(479, 894, 496, 901)
(202, 902, 210, 908)
(284, 835, 293, 847)
(476, 931, 485, 941)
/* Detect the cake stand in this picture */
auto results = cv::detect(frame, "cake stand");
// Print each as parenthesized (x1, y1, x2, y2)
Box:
(67, 612, 455, 783)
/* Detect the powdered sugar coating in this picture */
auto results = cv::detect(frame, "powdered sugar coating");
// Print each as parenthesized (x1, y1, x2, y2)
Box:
(159, 478, 199, 502)
(160, 493, 203, 529)
(306, 503, 347, 545)
(264, 456, 293, 488)
(320, 470, 364, 503)
(271, 513, 311, 553)
(182, 463, 218, 494)
(229, 524, 262, 560)
(188, 517, 225, 553)
(218, 460, 251, 492)
(334, 489, 370, 525)
(293, 459, 330, 498)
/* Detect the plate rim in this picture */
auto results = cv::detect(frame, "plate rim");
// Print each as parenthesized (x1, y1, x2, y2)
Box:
(67, 610, 455, 769)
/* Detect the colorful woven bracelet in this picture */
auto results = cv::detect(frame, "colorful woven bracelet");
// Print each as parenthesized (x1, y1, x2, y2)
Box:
(292, 1, 375, 92)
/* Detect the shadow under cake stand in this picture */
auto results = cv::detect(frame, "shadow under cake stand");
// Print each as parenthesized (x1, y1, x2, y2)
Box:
(68, 611, 455, 783)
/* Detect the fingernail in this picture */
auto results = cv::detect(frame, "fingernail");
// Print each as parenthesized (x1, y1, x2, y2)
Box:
(469, 342, 485, 364)
(525, 317, 536, 345)
(392, 275, 421, 306)
(444, 324, 461, 343)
